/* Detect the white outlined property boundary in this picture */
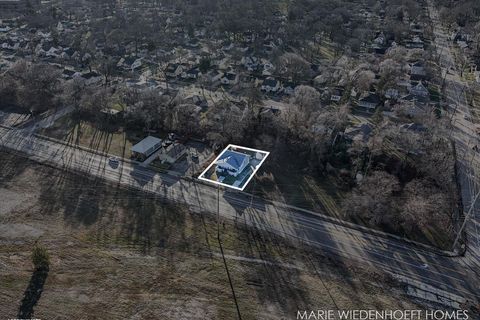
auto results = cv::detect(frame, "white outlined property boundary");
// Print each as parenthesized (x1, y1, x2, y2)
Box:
(198, 144, 270, 191)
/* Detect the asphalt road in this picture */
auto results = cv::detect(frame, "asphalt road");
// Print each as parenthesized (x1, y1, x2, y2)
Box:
(0, 4, 479, 306)
(428, 1, 480, 279)
(0, 125, 479, 306)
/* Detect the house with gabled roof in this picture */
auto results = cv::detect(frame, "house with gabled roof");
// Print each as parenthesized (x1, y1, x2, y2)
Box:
(215, 150, 251, 177)
(220, 72, 238, 85)
(261, 78, 280, 93)
(356, 92, 381, 113)
(410, 61, 427, 81)
(165, 63, 183, 77)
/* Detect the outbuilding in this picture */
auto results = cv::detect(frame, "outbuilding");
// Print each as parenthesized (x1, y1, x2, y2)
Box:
(131, 136, 162, 161)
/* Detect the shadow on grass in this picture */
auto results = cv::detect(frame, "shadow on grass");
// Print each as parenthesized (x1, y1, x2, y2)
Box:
(17, 266, 49, 319)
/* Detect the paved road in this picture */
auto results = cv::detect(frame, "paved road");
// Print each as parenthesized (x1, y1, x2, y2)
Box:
(0, 5, 479, 306)
(0, 125, 479, 306)
(428, 1, 480, 277)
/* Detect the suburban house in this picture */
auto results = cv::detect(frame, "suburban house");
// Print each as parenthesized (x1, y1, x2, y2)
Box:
(182, 67, 201, 80)
(344, 123, 373, 143)
(216, 150, 251, 177)
(242, 56, 259, 71)
(330, 87, 345, 102)
(406, 35, 424, 49)
(159, 143, 187, 164)
(165, 63, 183, 77)
(261, 78, 280, 93)
(410, 82, 429, 98)
(356, 93, 381, 112)
(75, 71, 103, 85)
(220, 72, 238, 85)
(385, 88, 400, 100)
(208, 69, 223, 83)
(282, 81, 296, 95)
(410, 61, 427, 81)
(131, 136, 163, 161)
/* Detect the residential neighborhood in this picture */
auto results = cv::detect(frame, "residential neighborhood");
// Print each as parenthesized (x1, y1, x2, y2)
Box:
(1, 0, 480, 319)
(199, 145, 269, 190)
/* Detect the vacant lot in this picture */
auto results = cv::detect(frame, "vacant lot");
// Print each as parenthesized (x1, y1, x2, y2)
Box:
(0, 151, 422, 319)
(39, 115, 140, 158)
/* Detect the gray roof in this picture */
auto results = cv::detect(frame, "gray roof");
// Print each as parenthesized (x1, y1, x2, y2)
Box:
(216, 150, 250, 171)
(131, 136, 162, 154)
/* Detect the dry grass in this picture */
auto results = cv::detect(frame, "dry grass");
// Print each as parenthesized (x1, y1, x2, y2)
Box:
(0, 152, 422, 319)
(40, 115, 137, 158)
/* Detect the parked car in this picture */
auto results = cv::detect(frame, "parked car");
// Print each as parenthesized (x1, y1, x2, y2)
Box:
(108, 156, 119, 168)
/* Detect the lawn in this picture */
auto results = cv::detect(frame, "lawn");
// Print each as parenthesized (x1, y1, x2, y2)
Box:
(40, 115, 148, 158)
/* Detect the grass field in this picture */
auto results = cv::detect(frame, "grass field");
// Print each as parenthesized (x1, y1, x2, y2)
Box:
(40, 115, 145, 158)
(0, 151, 422, 319)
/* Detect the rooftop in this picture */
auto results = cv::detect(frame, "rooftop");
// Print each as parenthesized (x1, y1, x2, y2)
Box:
(131, 136, 162, 154)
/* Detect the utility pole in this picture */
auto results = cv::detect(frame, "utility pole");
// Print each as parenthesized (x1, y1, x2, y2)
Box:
(217, 184, 220, 239)
(248, 174, 257, 209)
(453, 190, 480, 250)
(216, 184, 242, 320)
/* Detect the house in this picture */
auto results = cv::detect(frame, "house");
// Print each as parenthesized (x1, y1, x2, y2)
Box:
(260, 60, 275, 76)
(185, 95, 208, 108)
(406, 36, 424, 49)
(165, 63, 183, 77)
(410, 23, 424, 34)
(131, 58, 142, 71)
(159, 143, 187, 164)
(208, 69, 223, 83)
(410, 82, 429, 98)
(182, 67, 201, 80)
(131, 136, 162, 161)
(344, 123, 373, 143)
(330, 87, 344, 102)
(385, 88, 400, 100)
(62, 68, 76, 80)
(76, 71, 102, 85)
(356, 93, 381, 112)
(242, 56, 259, 71)
(216, 150, 251, 177)
(410, 61, 427, 81)
(220, 72, 238, 85)
(100, 108, 123, 121)
(282, 81, 296, 95)
(261, 78, 280, 93)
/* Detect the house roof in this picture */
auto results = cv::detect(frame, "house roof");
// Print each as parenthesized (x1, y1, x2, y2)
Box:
(410, 62, 426, 75)
(187, 67, 200, 75)
(344, 123, 373, 142)
(224, 72, 237, 81)
(359, 93, 380, 104)
(165, 143, 186, 158)
(263, 78, 278, 87)
(131, 136, 162, 154)
(166, 63, 179, 72)
(216, 150, 250, 171)
(400, 123, 427, 132)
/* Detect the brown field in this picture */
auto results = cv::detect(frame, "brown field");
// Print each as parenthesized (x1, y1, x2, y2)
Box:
(0, 151, 422, 319)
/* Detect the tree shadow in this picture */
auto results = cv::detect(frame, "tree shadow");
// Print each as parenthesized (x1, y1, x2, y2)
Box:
(17, 266, 49, 319)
